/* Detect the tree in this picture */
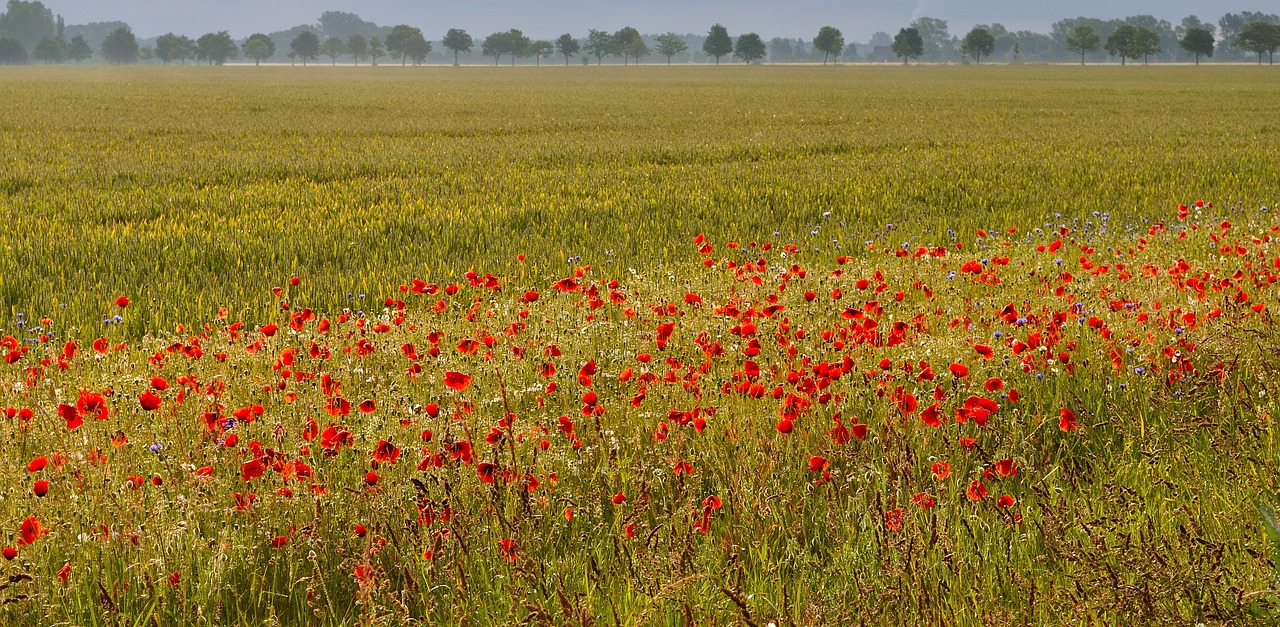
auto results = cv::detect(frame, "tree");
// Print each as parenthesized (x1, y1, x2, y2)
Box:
(734, 33, 766, 64)
(1132, 26, 1161, 64)
(320, 36, 347, 65)
(156, 33, 196, 65)
(624, 37, 649, 64)
(527, 40, 553, 66)
(0, 36, 24, 64)
(961, 27, 995, 64)
(290, 31, 319, 65)
(196, 31, 237, 65)
(892, 27, 923, 63)
(703, 24, 732, 64)
(1064, 25, 1100, 64)
(769, 38, 794, 62)
(843, 42, 858, 61)
(32, 34, 61, 63)
(481, 29, 526, 66)
(368, 36, 384, 66)
(442, 28, 472, 65)
(138, 45, 153, 64)
(346, 33, 366, 65)
(66, 33, 90, 63)
(1238, 21, 1280, 65)
(612, 26, 639, 64)
(555, 33, 579, 65)
(911, 17, 953, 61)
(241, 33, 275, 65)
(386, 24, 429, 66)
(1179, 27, 1214, 64)
(654, 32, 687, 65)
(100, 26, 137, 64)
(0, 0, 54, 50)
(585, 29, 612, 64)
(813, 26, 844, 64)
(1105, 24, 1137, 65)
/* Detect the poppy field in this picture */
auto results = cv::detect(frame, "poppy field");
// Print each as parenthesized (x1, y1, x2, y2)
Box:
(1, 65, 1280, 625)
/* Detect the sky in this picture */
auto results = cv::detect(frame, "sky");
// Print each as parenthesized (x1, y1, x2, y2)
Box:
(40, 1, 1279, 41)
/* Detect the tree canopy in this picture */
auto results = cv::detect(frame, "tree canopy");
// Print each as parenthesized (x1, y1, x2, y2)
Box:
(1237, 21, 1280, 64)
(0, 0, 54, 50)
(555, 33, 579, 65)
(196, 31, 236, 65)
(703, 24, 732, 64)
(289, 31, 320, 65)
(654, 33, 687, 65)
(242, 33, 275, 65)
(0, 36, 25, 64)
(99, 26, 137, 64)
(734, 33, 766, 64)
(961, 27, 995, 63)
(813, 26, 844, 64)
(442, 28, 473, 65)
(1065, 25, 1101, 64)
(892, 27, 924, 63)
(1179, 27, 1214, 64)
(386, 24, 429, 66)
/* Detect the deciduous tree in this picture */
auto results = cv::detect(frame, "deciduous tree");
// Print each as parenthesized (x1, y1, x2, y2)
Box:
(655, 33, 686, 65)
(442, 28, 472, 65)
(32, 34, 61, 63)
(703, 24, 732, 64)
(961, 27, 995, 63)
(733, 32, 765, 64)
(1065, 25, 1100, 64)
(242, 33, 275, 66)
(892, 27, 923, 63)
(320, 36, 347, 65)
(813, 26, 844, 64)
(100, 26, 137, 64)
(290, 31, 319, 65)
(1179, 27, 1213, 64)
(555, 33, 579, 65)
(196, 31, 237, 65)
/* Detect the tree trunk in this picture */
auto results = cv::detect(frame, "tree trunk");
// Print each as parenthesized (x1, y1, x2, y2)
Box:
(454, 50, 459, 66)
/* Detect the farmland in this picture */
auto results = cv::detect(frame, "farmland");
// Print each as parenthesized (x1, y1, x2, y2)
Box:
(0, 65, 1279, 624)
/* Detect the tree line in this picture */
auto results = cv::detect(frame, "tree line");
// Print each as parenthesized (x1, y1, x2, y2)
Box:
(2, 2, 1279, 66)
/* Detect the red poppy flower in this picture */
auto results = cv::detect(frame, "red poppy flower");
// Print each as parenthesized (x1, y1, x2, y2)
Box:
(931, 462, 950, 480)
(912, 492, 935, 509)
(115, 296, 129, 308)
(997, 495, 1017, 508)
(18, 517, 43, 546)
(1059, 408, 1078, 432)
(27, 456, 47, 473)
(365, 471, 379, 487)
(241, 460, 265, 482)
(358, 399, 376, 413)
(139, 391, 162, 411)
(498, 538, 517, 561)
(444, 371, 472, 392)
(272, 535, 289, 548)
(57, 562, 70, 582)
(612, 492, 626, 505)
(984, 377, 1003, 392)
(949, 363, 969, 377)
(477, 463, 496, 484)
(32, 481, 48, 498)
(354, 524, 368, 538)
(373, 440, 400, 464)
(966, 480, 988, 501)
(807, 456, 829, 472)
(1, 547, 15, 560)
(59, 403, 82, 430)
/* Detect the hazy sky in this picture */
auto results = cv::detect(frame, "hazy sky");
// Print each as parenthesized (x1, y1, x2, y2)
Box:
(44, 1, 1277, 40)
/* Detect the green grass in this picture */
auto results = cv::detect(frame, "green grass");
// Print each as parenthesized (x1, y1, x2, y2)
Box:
(0, 65, 1277, 625)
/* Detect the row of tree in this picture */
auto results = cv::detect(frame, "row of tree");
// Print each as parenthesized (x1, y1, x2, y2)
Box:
(2, 2, 1280, 66)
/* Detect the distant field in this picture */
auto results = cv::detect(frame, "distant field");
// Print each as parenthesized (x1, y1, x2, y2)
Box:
(0, 65, 1276, 334)
(0, 66, 1279, 626)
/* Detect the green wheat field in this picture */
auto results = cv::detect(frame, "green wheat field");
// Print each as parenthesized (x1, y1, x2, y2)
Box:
(0, 65, 1278, 625)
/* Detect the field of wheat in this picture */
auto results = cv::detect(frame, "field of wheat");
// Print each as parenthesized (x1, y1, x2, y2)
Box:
(0, 65, 1277, 625)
